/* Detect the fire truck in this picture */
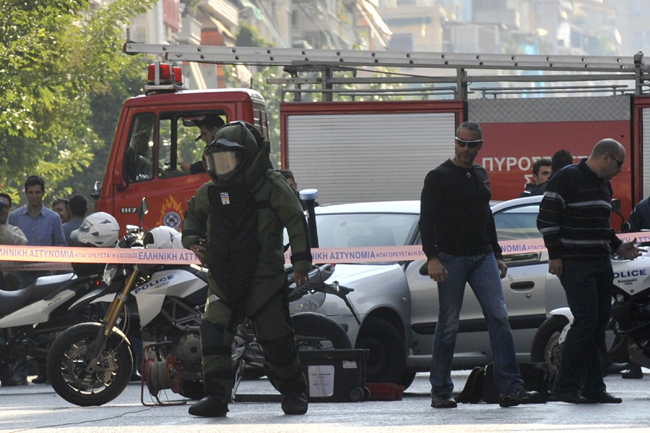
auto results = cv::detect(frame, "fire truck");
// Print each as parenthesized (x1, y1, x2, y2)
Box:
(95, 43, 650, 230)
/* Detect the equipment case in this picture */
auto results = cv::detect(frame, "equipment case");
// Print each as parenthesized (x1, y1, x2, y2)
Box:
(299, 349, 370, 402)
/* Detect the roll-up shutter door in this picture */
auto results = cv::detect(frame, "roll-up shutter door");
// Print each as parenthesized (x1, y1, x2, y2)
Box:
(286, 112, 456, 204)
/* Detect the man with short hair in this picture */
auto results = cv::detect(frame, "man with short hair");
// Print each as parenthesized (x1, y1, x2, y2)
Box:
(538, 139, 643, 404)
(51, 198, 70, 224)
(279, 169, 298, 192)
(181, 114, 226, 174)
(9, 176, 66, 250)
(9, 175, 66, 384)
(520, 159, 552, 197)
(551, 149, 574, 174)
(420, 121, 541, 409)
(526, 150, 574, 197)
(63, 194, 88, 246)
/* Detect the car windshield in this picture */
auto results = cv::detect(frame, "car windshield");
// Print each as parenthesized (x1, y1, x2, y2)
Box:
(316, 213, 419, 248)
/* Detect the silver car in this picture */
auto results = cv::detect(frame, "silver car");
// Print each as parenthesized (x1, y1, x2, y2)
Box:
(291, 195, 568, 389)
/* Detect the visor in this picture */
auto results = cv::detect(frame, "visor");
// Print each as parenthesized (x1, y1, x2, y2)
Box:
(203, 138, 245, 181)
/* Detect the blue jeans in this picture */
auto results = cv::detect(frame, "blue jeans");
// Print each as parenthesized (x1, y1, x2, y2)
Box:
(430, 252, 523, 396)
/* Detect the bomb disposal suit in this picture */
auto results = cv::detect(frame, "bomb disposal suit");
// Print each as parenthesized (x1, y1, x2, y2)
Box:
(182, 121, 311, 405)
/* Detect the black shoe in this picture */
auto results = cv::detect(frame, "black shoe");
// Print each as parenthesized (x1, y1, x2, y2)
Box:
(130, 371, 142, 382)
(499, 388, 542, 408)
(281, 392, 308, 415)
(583, 390, 622, 404)
(431, 394, 457, 408)
(551, 390, 588, 404)
(622, 365, 643, 379)
(188, 396, 229, 417)
(31, 374, 48, 384)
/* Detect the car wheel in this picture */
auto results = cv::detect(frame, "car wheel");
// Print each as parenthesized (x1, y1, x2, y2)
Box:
(530, 315, 569, 376)
(355, 317, 406, 384)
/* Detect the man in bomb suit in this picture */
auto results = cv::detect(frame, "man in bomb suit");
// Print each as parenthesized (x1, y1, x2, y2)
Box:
(182, 121, 312, 417)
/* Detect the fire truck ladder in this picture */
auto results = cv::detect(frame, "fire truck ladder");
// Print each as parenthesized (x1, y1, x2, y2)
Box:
(124, 42, 650, 100)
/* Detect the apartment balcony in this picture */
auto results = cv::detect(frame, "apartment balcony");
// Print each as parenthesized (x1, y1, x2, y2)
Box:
(198, 0, 239, 28)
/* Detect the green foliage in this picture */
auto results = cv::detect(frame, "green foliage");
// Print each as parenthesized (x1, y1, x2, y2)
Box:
(236, 22, 272, 48)
(0, 0, 155, 205)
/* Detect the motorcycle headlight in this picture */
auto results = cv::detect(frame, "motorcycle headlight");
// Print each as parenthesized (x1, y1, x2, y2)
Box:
(289, 292, 326, 314)
(103, 264, 120, 286)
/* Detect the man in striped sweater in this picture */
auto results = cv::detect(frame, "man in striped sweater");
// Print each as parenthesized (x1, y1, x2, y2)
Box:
(537, 138, 643, 405)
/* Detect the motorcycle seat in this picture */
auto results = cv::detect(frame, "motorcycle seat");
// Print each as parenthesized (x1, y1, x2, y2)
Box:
(0, 273, 78, 317)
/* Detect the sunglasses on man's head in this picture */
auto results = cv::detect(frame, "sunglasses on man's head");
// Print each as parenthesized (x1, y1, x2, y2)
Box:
(455, 137, 483, 149)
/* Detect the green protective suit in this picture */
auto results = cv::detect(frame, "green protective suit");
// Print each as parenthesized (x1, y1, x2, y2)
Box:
(182, 122, 311, 402)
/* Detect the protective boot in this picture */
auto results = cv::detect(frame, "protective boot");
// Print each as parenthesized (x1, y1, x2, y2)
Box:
(281, 392, 308, 415)
(188, 395, 229, 417)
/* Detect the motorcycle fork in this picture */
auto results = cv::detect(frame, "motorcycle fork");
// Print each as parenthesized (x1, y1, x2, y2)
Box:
(86, 268, 140, 361)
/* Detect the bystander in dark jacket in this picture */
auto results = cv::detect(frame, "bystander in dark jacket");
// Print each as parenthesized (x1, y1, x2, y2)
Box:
(537, 139, 642, 404)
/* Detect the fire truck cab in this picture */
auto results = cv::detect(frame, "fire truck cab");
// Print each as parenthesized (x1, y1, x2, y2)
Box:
(93, 63, 269, 232)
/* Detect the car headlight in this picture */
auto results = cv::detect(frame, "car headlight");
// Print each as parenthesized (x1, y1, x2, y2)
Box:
(289, 292, 326, 314)
(103, 264, 120, 286)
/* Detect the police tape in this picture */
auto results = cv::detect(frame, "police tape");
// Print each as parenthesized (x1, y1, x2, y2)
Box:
(1, 233, 648, 271)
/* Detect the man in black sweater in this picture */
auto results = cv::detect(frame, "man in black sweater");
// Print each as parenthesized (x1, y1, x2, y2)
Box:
(537, 138, 642, 404)
(420, 121, 540, 409)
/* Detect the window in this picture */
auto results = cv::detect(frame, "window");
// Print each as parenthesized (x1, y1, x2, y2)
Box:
(493, 205, 542, 241)
(316, 213, 419, 249)
(123, 114, 156, 183)
(159, 111, 228, 178)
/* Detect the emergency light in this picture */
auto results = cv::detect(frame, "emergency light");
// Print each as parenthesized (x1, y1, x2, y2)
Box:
(147, 63, 183, 86)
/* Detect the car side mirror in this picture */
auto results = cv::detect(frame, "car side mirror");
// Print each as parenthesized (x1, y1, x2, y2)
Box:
(90, 181, 102, 200)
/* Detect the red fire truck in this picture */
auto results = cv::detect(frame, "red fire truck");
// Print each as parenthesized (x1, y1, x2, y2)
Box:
(96, 44, 650, 230)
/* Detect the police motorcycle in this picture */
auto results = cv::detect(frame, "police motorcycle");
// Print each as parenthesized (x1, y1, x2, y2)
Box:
(531, 199, 650, 375)
(47, 200, 358, 407)
(0, 213, 114, 385)
(46, 200, 206, 407)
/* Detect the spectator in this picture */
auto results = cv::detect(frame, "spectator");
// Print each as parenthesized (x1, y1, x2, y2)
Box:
(180, 114, 225, 174)
(537, 138, 642, 404)
(528, 150, 574, 196)
(9, 175, 66, 384)
(51, 198, 70, 224)
(279, 169, 319, 210)
(420, 121, 541, 409)
(551, 149, 574, 173)
(0, 193, 27, 290)
(279, 169, 299, 192)
(63, 194, 88, 246)
(628, 196, 650, 234)
(0, 192, 29, 386)
(520, 159, 552, 197)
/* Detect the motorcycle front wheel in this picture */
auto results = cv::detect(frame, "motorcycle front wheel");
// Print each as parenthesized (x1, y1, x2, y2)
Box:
(47, 323, 133, 407)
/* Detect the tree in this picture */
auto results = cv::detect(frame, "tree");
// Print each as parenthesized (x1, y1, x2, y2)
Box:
(0, 0, 156, 204)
